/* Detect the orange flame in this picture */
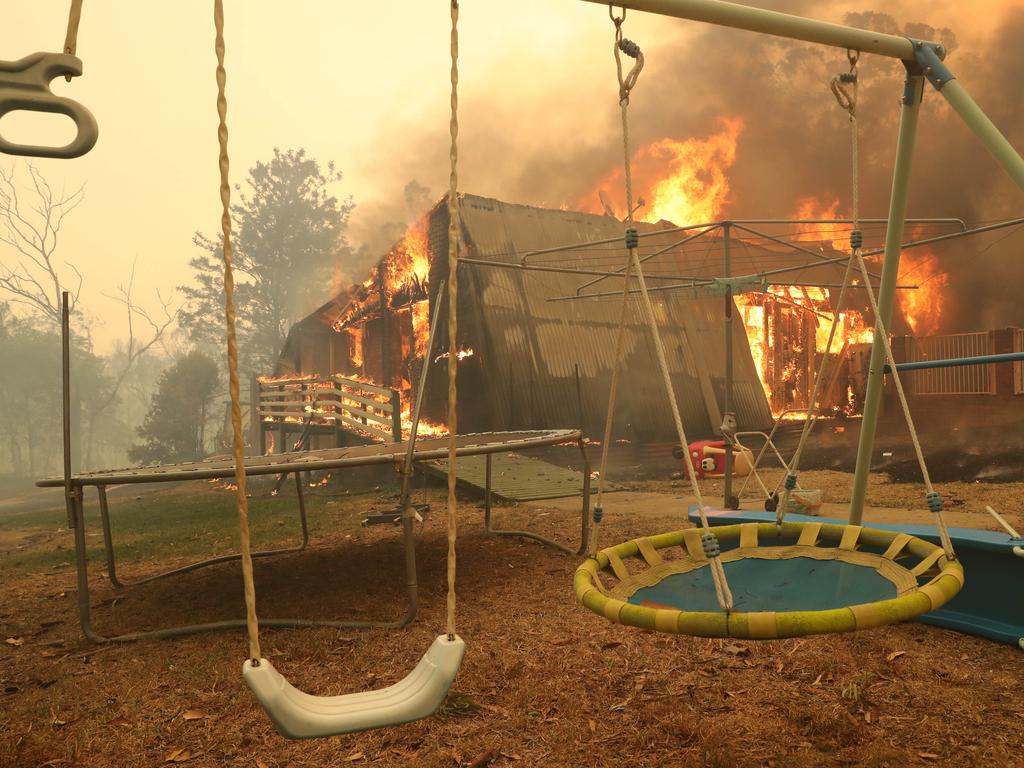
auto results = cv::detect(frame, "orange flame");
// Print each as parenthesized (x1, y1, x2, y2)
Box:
(790, 197, 849, 252)
(897, 248, 947, 336)
(384, 215, 430, 297)
(434, 347, 475, 364)
(578, 117, 743, 224)
(348, 327, 364, 369)
(412, 301, 430, 360)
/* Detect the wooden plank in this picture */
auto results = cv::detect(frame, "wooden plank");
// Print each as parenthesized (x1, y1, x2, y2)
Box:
(335, 414, 391, 442)
(330, 389, 393, 412)
(333, 375, 394, 396)
(337, 404, 393, 427)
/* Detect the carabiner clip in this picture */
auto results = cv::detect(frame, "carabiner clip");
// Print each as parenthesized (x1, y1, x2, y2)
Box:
(0, 52, 98, 159)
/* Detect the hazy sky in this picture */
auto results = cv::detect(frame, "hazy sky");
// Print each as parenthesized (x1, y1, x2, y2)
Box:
(0, 2, 1016, 351)
(0, 2, 659, 350)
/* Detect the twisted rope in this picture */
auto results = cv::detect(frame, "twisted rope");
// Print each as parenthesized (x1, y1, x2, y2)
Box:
(445, 0, 460, 640)
(592, 13, 732, 610)
(214, 0, 261, 664)
(64, 0, 83, 56)
(850, 251, 956, 559)
(590, 14, 641, 557)
(777, 54, 861, 524)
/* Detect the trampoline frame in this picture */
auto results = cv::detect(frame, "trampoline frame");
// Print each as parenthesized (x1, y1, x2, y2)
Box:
(44, 377, 588, 645)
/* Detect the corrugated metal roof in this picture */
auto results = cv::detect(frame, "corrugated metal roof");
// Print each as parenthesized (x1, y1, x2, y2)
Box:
(452, 194, 773, 440)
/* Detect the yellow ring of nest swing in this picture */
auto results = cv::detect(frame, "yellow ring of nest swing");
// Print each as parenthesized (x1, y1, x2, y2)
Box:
(573, 521, 964, 639)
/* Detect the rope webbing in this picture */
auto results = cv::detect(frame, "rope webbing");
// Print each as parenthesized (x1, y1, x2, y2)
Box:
(445, 0, 460, 640)
(593, 13, 732, 610)
(214, 0, 261, 664)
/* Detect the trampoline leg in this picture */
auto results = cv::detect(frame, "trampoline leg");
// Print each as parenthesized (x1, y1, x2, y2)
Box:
(94, 474, 312, 589)
(578, 438, 591, 556)
(70, 486, 108, 644)
(482, 446, 587, 556)
(97, 485, 124, 588)
(74, 473, 415, 642)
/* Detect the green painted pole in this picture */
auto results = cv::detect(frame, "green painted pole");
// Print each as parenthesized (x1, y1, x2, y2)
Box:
(579, 0, 923, 59)
(939, 80, 1024, 193)
(884, 351, 1024, 373)
(848, 75, 925, 525)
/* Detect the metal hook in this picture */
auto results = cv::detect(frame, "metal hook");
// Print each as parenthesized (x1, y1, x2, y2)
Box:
(0, 52, 98, 159)
(608, 4, 625, 26)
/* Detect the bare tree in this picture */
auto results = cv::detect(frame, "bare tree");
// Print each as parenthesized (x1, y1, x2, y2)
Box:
(84, 261, 178, 467)
(0, 162, 86, 324)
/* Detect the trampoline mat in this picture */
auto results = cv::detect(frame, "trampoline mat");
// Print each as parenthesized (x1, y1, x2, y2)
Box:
(628, 556, 899, 613)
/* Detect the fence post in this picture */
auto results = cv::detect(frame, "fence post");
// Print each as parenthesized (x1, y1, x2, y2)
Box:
(992, 328, 1014, 395)
(391, 389, 402, 443)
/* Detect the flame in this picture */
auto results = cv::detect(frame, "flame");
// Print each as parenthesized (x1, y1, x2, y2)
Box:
(383, 215, 430, 297)
(258, 372, 317, 384)
(578, 117, 743, 224)
(736, 284, 873, 416)
(434, 347, 475, 364)
(790, 197, 849, 251)
(348, 327, 364, 369)
(412, 301, 430, 359)
(897, 248, 947, 336)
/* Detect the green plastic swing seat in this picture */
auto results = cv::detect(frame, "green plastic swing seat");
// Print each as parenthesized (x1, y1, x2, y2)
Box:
(243, 634, 466, 739)
(574, 521, 963, 639)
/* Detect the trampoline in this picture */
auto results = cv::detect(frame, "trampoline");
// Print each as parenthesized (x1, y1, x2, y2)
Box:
(40, 428, 588, 644)
(574, 521, 964, 639)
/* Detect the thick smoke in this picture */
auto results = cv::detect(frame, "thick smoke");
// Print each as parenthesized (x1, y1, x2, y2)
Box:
(351, 1, 1024, 333)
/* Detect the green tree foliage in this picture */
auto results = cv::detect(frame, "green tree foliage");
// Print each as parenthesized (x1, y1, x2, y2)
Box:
(129, 351, 220, 465)
(179, 148, 354, 375)
(0, 304, 117, 478)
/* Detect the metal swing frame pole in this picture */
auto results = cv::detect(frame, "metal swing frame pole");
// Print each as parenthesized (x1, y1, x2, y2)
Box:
(848, 73, 924, 522)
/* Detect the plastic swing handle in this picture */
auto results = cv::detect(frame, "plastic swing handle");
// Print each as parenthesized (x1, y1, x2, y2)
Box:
(0, 52, 98, 159)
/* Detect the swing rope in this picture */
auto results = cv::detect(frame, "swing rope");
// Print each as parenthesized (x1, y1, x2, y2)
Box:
(850, 254, 956, 559)
(592, 8, 733, 611)
(445, 0, 460, 641)
(777, 52, 861, 524)
(778, 52, 955, 561)
(63, 0, 83, 56)
(589, 7, 642, 558)
(213, 0, 261, 665)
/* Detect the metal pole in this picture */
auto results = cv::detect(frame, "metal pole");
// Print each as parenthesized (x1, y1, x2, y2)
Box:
(722, 223, 735, 508)
(939, 80, 1024, 193)
(848, 73, 925, 524)
(61, 291, 74, 529)
(884, 351, 1024, 373)
(577, 0, 922, 59)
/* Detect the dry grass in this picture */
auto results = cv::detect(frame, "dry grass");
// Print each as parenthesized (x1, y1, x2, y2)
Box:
(1, 477, 1022, 768)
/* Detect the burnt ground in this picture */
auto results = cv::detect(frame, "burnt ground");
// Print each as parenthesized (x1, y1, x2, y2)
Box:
(1, 470, 1022, 768)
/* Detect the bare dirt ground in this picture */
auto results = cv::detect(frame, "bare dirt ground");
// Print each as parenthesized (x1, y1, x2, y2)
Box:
(1, 474, 1022, 768)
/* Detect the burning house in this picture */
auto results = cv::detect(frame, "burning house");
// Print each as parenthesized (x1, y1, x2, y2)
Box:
(263, 193, 900, 447)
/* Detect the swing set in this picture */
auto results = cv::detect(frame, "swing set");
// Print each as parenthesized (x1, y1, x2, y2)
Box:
(4, 0, 1023, 741)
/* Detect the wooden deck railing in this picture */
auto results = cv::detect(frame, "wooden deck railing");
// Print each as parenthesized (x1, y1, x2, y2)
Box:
(255, 374, 402, 444)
